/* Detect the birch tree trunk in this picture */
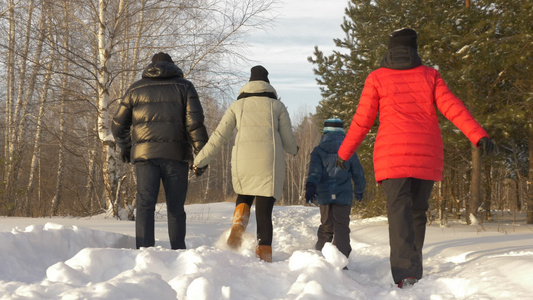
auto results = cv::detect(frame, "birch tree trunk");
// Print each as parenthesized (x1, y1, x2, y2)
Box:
(97, 0, 125, 215)
(4, 0, 45, 215)
(86, 121, 97, 213)
(23, 1, 48, 216)
(125, 0, 146, 88)
(3, 0, 16, 213)
(50, 79, 67, 216)
(86, 150, 96, 211)
(15, 0, 44, 150)
(26, 56, 53, 217)
(50, 1, 75, 216)
(12, 0, 34, 150)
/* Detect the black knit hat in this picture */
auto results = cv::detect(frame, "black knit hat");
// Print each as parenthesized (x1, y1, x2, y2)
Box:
(151, 52, 174, 63)
(249, 65, 270, 83)
(388, 28, 418, 50)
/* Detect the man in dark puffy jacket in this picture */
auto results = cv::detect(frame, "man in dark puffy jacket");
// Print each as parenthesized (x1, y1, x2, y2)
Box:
(112, 52, 208, 250)
(305, 117, 366, 267)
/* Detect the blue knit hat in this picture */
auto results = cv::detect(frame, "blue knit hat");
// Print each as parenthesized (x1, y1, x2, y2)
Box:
(323, 117, 344, 133)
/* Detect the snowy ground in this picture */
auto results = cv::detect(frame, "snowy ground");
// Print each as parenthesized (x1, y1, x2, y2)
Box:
(1, 202, 532, 299)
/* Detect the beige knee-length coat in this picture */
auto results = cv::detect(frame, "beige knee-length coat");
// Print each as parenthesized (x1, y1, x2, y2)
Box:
(194, 81, 298, 200)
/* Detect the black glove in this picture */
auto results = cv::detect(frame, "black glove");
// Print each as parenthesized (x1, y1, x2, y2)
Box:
(354, 193, 363, 202)
(335, 157, 347, 170)
(305, 183, 317, 204)
(191, 164, 208, 177)
(478, 137, 497, 156)
(120, 148, 131, 163)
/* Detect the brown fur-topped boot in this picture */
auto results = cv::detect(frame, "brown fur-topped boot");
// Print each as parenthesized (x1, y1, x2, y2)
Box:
(256, 245, 272, 262)
(227, 203, 251, 249)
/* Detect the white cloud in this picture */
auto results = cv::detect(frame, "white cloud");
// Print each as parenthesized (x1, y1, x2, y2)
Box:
(243, 0, 348, 117)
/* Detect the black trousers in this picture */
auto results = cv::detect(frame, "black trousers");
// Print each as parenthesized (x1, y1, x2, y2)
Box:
(315, 204, 352, 259)
(135, 159, 189, 250)
(236, 194, 275, 246)
(382, 178, 434, 284)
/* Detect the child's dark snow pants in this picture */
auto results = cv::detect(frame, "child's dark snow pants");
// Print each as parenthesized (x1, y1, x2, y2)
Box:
(315, 204, 352, 259)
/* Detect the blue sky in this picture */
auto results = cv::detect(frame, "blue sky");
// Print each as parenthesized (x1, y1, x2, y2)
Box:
(245, 0, 349, 121)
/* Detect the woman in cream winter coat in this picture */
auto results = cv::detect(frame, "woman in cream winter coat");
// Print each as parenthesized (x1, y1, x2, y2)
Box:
(193, 66, 298, 262)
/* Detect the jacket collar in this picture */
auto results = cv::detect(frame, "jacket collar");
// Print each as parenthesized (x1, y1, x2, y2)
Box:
(237, 81, 278, 99)
(380, 46, 422, 70)
(142, 61, 184, 79)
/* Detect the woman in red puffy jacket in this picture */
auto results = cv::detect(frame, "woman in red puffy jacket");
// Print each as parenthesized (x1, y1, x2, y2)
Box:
(336, 28, 496, 288)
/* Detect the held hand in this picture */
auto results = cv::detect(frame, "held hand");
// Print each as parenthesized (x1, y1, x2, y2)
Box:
(335, 157, 347, 170)
(120, 148, 131, 163)
(191, 164, 208, 177)
(478, 137, 498, 156)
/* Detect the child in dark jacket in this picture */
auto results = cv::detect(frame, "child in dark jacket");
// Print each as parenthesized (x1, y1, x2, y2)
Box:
(305, 117, 366, 262)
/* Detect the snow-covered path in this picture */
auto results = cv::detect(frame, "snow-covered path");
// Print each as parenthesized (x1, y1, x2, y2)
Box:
(1, 202, 532, 299)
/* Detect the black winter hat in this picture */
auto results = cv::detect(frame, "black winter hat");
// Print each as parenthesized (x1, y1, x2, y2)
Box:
(249, 65, 270, 83)
(151, 52, 174, 63)
(388, 28, 418, 50)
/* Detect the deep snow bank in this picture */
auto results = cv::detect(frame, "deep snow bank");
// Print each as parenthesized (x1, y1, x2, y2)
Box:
(0, 223, 134, 282)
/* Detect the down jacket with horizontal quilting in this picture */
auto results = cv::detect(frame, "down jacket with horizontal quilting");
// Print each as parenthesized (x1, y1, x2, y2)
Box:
(338, 64, 489, 183)
(112, 61, 208, 163)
